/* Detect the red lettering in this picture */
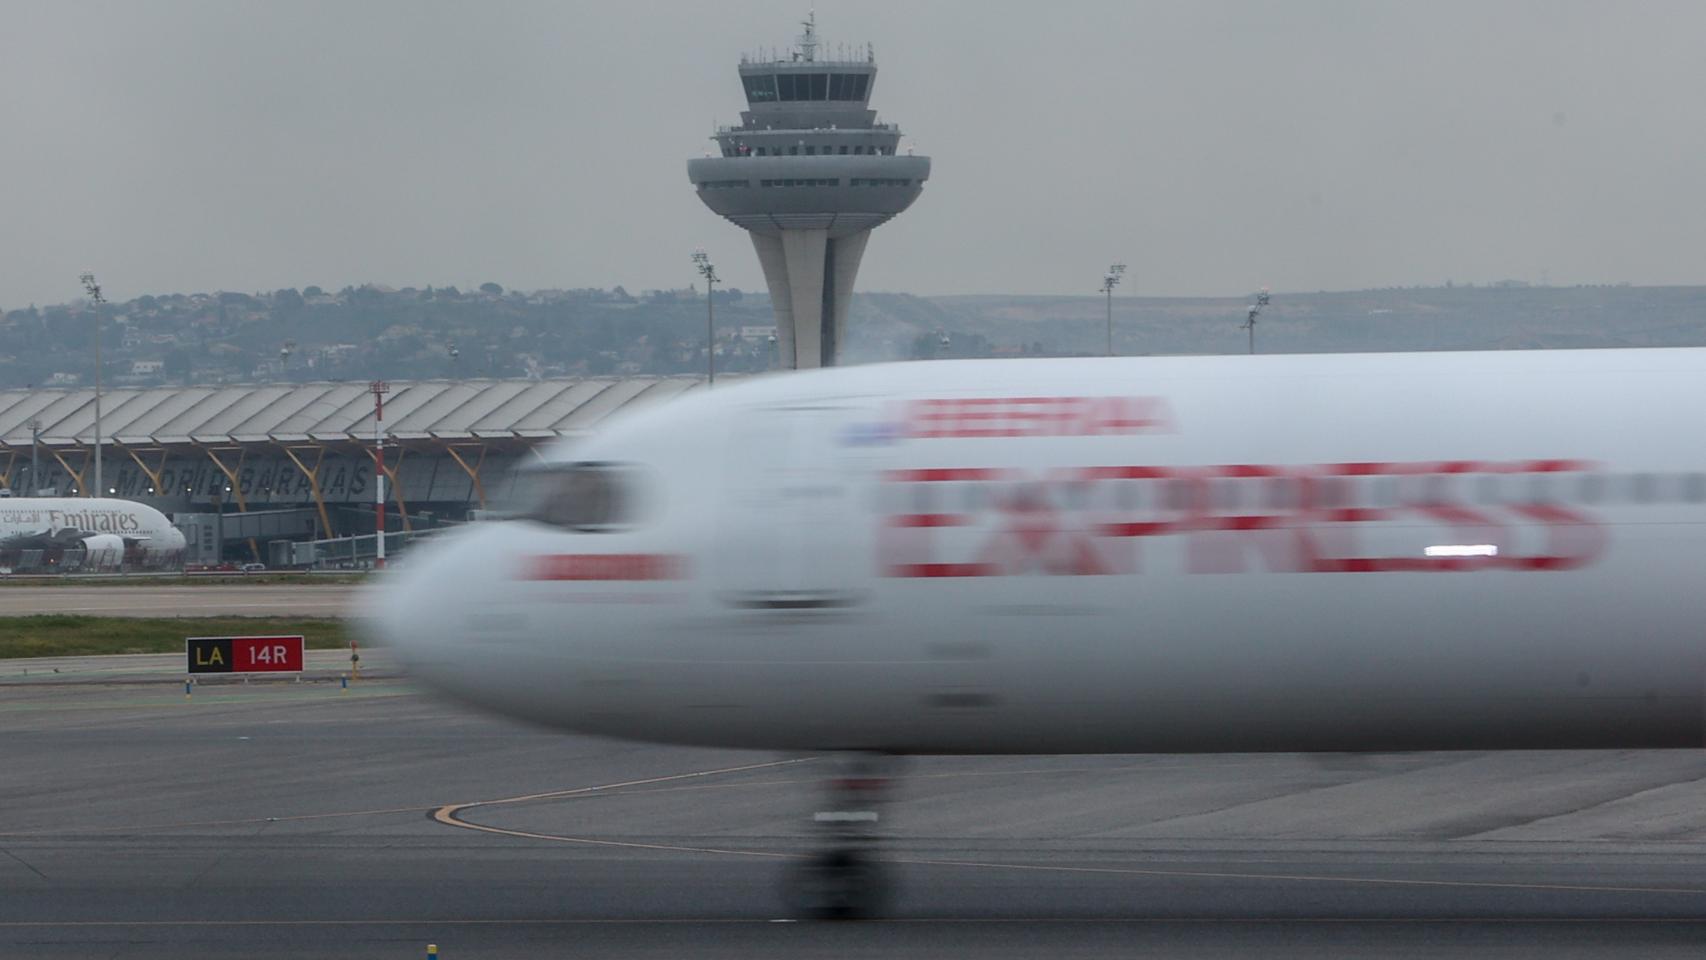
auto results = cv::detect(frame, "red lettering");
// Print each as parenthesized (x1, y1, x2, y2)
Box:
(972, 482, 1126, 576)
(879, 460, 1606, 578)
(229, 636, 304, 672)
(902, 396, 1174, 439)
(1503, 502, 1606, 571)
(524, 554, 687, 581)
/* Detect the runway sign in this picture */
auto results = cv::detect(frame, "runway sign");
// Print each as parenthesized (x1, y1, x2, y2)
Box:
(186, 636, 305, 674)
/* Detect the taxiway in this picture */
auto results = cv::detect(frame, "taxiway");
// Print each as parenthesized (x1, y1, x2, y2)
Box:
(0, 583, 358, 618)
(5, 674, 1706, 958)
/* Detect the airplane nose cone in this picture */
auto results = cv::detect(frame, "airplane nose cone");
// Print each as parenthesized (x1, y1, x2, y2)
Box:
(362, 529, 463, 659)
(363, 523, 519, 694)
(363, 521, 608, 730)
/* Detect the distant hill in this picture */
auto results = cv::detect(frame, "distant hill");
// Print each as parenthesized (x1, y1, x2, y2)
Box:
(905, 285, 1706, 358)
(4, 282, 1704, 388)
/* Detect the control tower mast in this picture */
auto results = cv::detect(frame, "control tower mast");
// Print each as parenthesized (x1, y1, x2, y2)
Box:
(688, 14, 931, 368)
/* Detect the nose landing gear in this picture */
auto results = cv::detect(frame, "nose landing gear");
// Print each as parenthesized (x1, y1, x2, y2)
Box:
(785, 753, 898, 919)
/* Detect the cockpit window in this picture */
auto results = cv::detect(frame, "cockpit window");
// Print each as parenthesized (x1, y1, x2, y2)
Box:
(520, 462, 635, 532)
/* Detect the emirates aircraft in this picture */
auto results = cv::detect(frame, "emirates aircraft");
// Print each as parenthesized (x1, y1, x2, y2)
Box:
(373, 347, 1706, 915)
(0, 497, 187, 572)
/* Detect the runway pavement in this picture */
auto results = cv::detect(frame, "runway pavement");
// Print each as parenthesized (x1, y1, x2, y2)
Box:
(0, 583, 358, 618)
(6, 674, 1706, 958)
(0, 648, 398, 685)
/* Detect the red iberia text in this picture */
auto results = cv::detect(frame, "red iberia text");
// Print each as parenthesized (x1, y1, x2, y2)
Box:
(903, 396, 1173, 439)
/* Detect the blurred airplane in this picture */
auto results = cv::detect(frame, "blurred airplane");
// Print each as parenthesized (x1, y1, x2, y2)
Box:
(374, 348, 1706, 916)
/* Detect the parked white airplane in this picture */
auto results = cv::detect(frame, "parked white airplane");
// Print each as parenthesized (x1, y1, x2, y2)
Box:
(373, 348, 1706, 914)
(0, 497, 186, 571)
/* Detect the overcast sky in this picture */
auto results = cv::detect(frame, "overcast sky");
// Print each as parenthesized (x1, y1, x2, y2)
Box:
(3, 0, 1704, 308)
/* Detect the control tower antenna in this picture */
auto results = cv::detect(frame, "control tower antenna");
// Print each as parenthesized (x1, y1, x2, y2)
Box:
(687, 16, 931, 368)
(796, 11, 818, 62)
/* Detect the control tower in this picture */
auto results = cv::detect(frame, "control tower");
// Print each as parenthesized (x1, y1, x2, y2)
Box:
(687, 15, 930, 368)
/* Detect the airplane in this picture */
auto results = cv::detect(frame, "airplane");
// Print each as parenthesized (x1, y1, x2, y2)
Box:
(0, 496, 187, 572)
(371, 347, 1706, 916)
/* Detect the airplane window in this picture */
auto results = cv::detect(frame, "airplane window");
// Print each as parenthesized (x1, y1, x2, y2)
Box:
(869, 485, 892, 514)
(1577, 473, 1605, 503)
(961, 483, 983, 512)
(1371, 477, 1397, 508)
(1117, 480, 1142, 512)
(1476, 475, 1501, 505)
(1313, 477, 1349, 510)
(1064, 481, 1090, 511)
(1163, 478, 1199, 512)
(523, 462, 633, 532)
(1630, 473, 1657, 503)
(1395, 475, 1422, 506)
(911, 483, 933, 513)
(1422, 475, 1449, 505)
(1264, 477, 1298, 510)
(1212, 479, 1241, 511)
(1684, 473, 1706, 503)
(1527, 474, 1555, 503)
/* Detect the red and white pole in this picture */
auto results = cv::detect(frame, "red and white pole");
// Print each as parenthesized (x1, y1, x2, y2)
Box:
(371, 380, 389, 570)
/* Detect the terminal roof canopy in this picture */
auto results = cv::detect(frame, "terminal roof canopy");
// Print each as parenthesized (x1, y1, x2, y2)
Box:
(0, 377, 708, 448)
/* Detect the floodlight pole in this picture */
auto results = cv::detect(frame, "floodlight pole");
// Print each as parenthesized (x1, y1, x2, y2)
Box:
(693, 249, 719, 385)
(79, 273, 105, 497)
(1100, 264, 1126, 356)
(370, 380, 390, 569)
(1242, 287, 1271, 355)
(28, 419, 41, 496)
(1105, 285, 1112, 355)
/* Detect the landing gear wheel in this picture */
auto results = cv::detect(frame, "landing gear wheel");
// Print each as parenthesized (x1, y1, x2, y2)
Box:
(787, 848, 890, 920)
(784, 752, 901, 919)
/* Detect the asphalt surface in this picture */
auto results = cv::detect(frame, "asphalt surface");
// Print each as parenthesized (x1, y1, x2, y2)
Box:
(0, 648, 398, 685)
(0, 583, 358, 617)
(6, 675, 1706, 958)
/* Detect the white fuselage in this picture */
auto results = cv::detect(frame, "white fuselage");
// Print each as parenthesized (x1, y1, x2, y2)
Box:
(0, 497, 186, 569)
(375, 349, 1706, 754)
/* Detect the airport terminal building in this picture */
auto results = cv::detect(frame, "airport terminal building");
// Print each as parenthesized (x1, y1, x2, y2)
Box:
(0, 376, 705, 565)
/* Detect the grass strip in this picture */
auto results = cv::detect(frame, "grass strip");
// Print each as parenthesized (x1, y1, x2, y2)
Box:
(0, 616, 352, 659)
(0, 574, 368, 588)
